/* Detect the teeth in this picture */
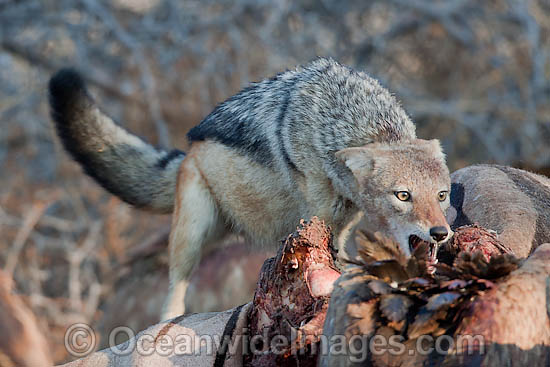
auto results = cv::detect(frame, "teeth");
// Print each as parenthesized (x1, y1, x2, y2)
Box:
(429, 249, 438, 264)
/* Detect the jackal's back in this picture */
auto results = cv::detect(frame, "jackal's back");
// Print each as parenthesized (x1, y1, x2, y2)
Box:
(188, 58, 416, 180)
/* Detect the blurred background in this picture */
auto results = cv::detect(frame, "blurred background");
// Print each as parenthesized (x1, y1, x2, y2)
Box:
(0, 0, 549, 363)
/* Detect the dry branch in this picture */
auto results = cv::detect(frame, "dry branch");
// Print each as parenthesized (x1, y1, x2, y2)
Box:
(4, 201, 49, 278)
(0, 270, 52, 367)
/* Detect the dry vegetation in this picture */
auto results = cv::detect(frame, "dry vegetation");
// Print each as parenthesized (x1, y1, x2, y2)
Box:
(0, 0, 549, 363)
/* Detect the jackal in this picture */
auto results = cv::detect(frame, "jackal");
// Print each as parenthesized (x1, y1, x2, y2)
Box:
(48, 58, 451, 319)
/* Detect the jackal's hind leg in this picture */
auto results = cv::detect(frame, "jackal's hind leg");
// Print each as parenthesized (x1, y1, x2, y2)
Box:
(161, 156, 226, 320)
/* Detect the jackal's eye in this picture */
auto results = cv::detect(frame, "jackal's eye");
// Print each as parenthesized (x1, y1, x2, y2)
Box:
(438, 191, 448, 202)
(394, 191, 411, 202)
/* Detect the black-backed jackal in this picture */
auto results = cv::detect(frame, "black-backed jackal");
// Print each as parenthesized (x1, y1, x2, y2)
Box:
(48, 58, 451, 319)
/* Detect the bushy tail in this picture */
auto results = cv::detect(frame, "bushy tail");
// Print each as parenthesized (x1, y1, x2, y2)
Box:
(49, 69, 185, 213)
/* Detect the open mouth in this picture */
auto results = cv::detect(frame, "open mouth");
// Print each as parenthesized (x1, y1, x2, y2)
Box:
(409, 235, 439, 264)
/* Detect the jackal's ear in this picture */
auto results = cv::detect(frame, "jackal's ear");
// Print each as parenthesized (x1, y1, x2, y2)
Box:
(336, 147, 378, 184)
(424, 139, 446, 162)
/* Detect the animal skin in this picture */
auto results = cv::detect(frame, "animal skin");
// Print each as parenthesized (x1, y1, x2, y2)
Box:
(448, 164, 550, 257)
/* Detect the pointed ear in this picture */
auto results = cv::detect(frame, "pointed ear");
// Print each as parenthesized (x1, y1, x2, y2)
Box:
(335, 147, 377, 183)
(413, 138, 446, 162)
(426, 139, 446, 162)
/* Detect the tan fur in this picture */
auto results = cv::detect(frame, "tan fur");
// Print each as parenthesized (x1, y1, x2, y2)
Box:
(163, 143, 227, 318)
(336, 140, 451, 260)
(162, 139, 451, 319)
(163, 141, 305, 318)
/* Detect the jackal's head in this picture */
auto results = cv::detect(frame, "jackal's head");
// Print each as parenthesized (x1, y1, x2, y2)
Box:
(337, 139, 451, 261)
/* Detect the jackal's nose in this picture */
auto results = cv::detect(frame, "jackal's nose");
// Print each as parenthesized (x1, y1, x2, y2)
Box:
(430, 226, 448, 242)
